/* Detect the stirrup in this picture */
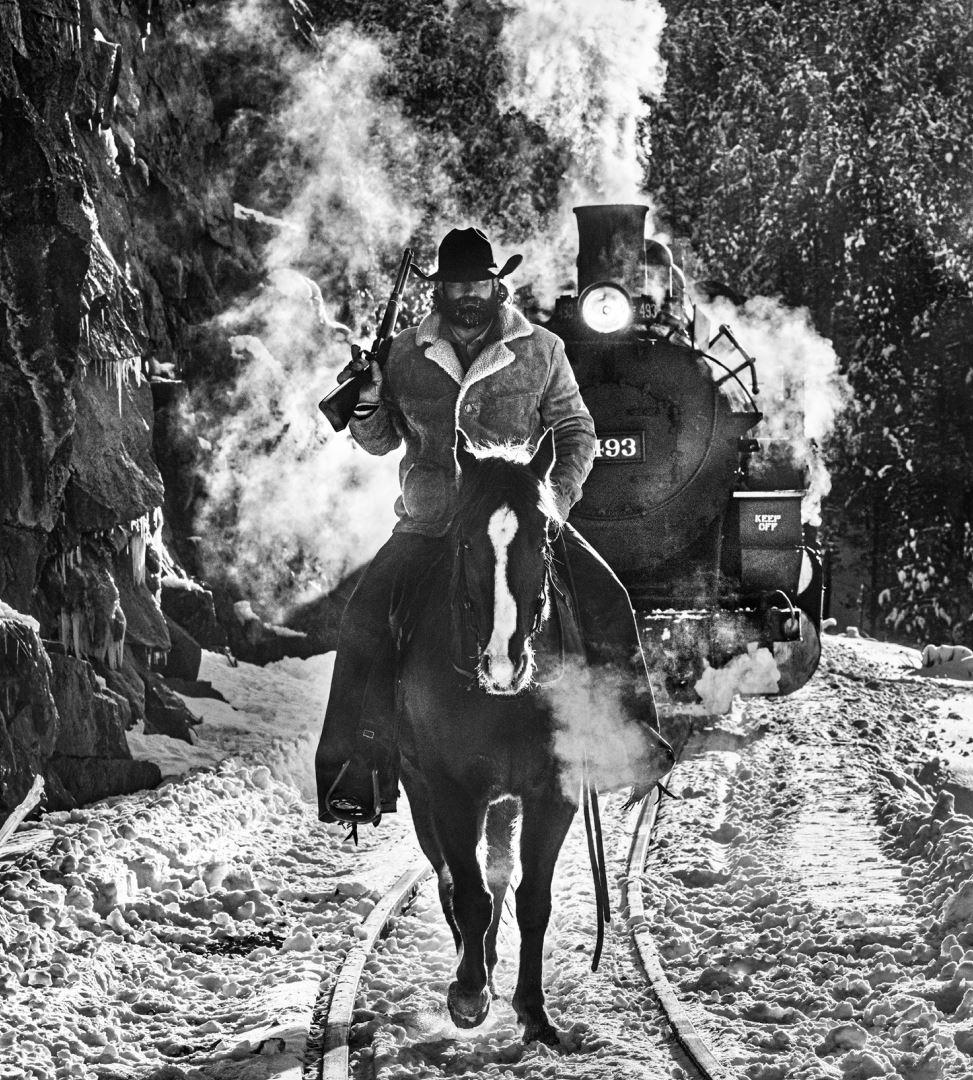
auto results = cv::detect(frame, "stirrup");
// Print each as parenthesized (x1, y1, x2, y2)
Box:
(323, 760, 383, 827)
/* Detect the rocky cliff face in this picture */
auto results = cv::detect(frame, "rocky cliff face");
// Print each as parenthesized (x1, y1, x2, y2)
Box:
(0, 0, 278, 818)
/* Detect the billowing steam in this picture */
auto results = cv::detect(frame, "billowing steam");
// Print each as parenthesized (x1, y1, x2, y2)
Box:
(694, 643, 780, 715)
(193, 24, 454, 616)
(700, 295, 851, 526)
(258, 30, 441, 276)
(541, 659, 656, 803)
(501, 0, 666, 201)
(500, 0, 668, 306)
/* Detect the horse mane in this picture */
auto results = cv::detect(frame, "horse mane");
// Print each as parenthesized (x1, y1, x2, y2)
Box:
(453, 441, 563, 533)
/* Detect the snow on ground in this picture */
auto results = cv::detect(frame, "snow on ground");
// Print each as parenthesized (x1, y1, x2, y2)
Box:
(0, 764, 422, 1080)
(350, 789, 677, 1080)
(644, 633, 973, 1079)
(127, 650, 336, 799)
(0, 649, 426, 1080)
(3, 634, 973, 1079)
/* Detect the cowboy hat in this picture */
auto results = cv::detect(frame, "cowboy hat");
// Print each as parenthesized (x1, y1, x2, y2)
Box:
(414, 227, 523, 282)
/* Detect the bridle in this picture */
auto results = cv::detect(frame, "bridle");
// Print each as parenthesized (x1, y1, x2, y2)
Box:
(449, 522, 553, 680)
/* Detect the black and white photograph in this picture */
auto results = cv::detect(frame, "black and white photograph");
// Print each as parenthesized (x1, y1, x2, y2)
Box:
(1, 1, 971, 1077)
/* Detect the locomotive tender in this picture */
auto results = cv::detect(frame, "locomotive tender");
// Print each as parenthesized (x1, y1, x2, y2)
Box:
(547, 204, 826, 700)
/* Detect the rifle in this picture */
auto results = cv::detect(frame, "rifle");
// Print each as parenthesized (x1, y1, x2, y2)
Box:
(318, 247, 415, 431)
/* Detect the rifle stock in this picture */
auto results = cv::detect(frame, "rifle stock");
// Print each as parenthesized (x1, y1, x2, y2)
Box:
(319, 247, 415, 432)
(318, 369, 372, 431)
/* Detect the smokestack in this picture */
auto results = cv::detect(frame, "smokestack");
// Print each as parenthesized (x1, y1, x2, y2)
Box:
(573, 203, 650, 292)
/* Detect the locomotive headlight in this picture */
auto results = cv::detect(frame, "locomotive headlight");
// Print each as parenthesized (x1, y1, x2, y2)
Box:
(579, 282, 633, 334)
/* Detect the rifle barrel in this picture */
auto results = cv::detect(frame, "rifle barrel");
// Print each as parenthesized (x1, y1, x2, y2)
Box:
(318, 246, 416, 432)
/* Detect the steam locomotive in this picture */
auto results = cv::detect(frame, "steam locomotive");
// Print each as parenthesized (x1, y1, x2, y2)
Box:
(546, 204, 826, 701)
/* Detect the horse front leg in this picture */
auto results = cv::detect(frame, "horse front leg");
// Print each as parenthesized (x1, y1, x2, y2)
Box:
(401, 768, 461, 950)
(512, 791, 576, 1045)
(484, 797, 518, 995)
(432, 788, 493, 1029)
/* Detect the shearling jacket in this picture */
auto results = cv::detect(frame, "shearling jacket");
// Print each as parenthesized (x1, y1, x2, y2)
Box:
(349, 306, 596, 535)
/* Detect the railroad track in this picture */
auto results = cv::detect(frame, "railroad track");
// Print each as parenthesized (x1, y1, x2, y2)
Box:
(623, 778, 737, 1080)
(307, 763, 738, 1080)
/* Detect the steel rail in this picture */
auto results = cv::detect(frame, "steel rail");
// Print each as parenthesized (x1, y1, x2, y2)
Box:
(316, 863, 432, 1080)
(313, 767, 737, 1080)
(623, 775, 739, 1080)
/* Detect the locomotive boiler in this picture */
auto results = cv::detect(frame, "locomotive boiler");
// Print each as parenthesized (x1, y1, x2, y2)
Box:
(546, 204, 826, 701)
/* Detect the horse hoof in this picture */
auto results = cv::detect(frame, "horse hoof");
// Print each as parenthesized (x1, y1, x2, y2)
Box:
(522, 1019, 559, 1046)
(447, 981, 491, 1029)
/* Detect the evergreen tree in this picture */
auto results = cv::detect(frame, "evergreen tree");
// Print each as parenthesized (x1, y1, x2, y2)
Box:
(650, 0, 973, 644)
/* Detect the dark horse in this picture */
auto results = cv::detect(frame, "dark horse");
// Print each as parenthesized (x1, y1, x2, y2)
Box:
(397, 429, 599, 1045)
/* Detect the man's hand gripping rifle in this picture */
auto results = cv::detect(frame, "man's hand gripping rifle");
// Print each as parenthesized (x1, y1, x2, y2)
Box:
(318, 248, 416, 431)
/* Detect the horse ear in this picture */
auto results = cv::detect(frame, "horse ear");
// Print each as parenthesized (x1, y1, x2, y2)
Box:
(455, 428, 477, 474)
(530, 427, 556, 482)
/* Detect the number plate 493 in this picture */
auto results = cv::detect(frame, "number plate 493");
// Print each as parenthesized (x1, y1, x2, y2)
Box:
(594, 431, 644, 462)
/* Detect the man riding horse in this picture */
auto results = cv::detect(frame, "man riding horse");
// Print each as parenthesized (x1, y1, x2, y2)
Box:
(316, 226, 671, 825)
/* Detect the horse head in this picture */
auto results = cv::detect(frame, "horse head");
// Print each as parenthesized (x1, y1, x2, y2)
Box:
(453, 429, 559, 696)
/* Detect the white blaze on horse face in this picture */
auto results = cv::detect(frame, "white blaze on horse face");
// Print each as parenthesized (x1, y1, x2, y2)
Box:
(484, 505, 519, 691)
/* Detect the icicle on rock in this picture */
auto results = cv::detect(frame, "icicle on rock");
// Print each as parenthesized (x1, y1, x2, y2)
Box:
(108, 603, 126, 671)
(129, 514, 150, 587)
(71, 610, 83, 659)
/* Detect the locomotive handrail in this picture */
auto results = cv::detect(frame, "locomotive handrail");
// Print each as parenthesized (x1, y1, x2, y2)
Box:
(704, 324, 760, 407)
(700, 353, 760, 415)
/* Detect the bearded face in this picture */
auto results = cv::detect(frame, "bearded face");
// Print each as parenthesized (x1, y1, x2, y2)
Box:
(438, 281, 500, 330)
(441, 293, 498, 329)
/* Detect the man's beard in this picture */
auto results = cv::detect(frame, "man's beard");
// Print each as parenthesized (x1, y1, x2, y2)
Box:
(441, 294, 498, 330)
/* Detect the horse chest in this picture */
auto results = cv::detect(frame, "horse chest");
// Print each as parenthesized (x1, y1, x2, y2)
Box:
(404, 696, 558, 797)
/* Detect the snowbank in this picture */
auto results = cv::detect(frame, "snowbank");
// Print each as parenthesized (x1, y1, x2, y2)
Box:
(127, 649, 335, 800)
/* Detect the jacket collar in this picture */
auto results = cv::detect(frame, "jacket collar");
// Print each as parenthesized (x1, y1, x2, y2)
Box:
(416, 306, 533, 389)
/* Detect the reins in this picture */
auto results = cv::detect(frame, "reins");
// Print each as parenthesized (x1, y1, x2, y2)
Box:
(582, 758, 611, 971)
(559, 534, 612, 971)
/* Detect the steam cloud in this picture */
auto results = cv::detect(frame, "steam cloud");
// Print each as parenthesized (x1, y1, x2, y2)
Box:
(694, 643, 780, 715)
(699, 295, 852, 526)
(500, 0, 667, 201)
(500, 0, 668, 305)
(541, 660, 657, 803)
(192, 21, 455, 616)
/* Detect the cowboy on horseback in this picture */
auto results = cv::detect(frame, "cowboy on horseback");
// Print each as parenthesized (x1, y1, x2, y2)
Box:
(316, 226, 670, 825)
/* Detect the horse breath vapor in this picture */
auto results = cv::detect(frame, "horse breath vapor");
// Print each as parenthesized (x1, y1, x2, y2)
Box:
(541, 658, 652, 803)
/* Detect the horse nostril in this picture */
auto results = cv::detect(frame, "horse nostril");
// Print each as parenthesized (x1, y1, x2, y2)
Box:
(481, 654, 491, 675)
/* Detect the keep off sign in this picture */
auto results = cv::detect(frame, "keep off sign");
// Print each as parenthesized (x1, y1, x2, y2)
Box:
(754, 513, 782, 532)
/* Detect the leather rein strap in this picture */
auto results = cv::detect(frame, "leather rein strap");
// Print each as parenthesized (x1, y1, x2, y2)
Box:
(558, 533, 613, 970)
(583, 758, 611, 972)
